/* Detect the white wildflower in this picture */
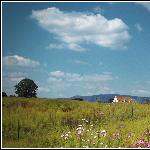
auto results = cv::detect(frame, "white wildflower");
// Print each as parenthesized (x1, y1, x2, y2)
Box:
(101, 130, 107, 137)
(61, 134, 64, 138)
(83, 146, 89, 148)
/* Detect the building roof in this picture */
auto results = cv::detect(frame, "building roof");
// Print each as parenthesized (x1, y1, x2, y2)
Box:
(116, 96, 132, 102)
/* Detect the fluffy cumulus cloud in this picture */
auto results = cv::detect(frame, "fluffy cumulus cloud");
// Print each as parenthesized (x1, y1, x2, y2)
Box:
(136, 2, 150, 12)
(3, 55, 40, 67)
(49, 70, 113, 82)
(2, 71, 27, 96)
(3, 72, 27, 82)
(32, 7, 131, 51)
(38, 70, 115, 97)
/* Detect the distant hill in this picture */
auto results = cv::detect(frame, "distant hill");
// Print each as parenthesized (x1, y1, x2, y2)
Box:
(71, 94, 150, 103)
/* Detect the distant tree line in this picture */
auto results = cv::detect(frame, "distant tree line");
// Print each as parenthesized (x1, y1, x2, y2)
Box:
(2, 92, 7, 97)
(2, 92, 16, 97)
(72, 98, 84, 101)
(145, 99, 150, 104)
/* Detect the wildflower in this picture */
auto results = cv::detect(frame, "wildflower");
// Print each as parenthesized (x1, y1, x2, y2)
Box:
(101, 130, 107, 137)
(87, 129, 89, 132)
(68, 131, 71, 134)
(100, 142, 104, 145)
(147, 143, 150, 148)
(145, 129, 150, 136)
(78, 130, 82, 135)
(94, 136, 97, 138)
(116, 133, 120, 136)
(93, 142, 96, 145)
(126, 133, 132, 139)
(86, 139, 90, 142)
(82, 118, 86, 121)
(78, 124, 82, 127)
(61, 134, 64, 138)
(99, 112, 104, 115)
(83, 146, 89, 148)
(64, 136, 68, 140)
(90, 124, 93, 127)
(76, 127, 84, 131)
(85, 120, 88, 123)
(61, 132, 71, 140)
(76, 127, 84, 135)
(139, 139, 145, 144)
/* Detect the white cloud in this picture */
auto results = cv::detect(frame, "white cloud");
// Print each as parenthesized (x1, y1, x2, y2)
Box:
(73, 60, 90, 66)
(49, 70, 65, 78)
(47, 42, 85, 52)
(93, 6, 104, 14)
(44, 70, 115, 97)
(135, 23, 143, 32)
(3, 55, 40, 67)
(47, 43, 65, 49)
(32, 7, 130, 51)
(38, 87, 50, 93)
(3, 72, 27, 82)
(135, 2, 150, 12)
(131, 89, 150, 96)
(49, 70, 113, 82)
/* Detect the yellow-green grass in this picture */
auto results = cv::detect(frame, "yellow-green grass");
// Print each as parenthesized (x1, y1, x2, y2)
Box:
(2, 97, 150, 148)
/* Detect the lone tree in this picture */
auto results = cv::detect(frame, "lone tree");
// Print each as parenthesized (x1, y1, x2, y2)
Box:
(15, 78, 38, 98)
(2, 92, 7, 97)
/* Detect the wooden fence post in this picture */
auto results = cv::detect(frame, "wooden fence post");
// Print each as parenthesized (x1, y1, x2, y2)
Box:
(18, 119, 20, 141)
(131, 106, 134, 119)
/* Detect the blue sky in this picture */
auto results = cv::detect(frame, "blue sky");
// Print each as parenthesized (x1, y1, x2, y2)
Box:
(2, 2, 150, 98)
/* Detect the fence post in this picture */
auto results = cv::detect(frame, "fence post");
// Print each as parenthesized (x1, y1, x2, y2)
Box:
(18, 119, 20, 141)
(131, 106, 134, 119)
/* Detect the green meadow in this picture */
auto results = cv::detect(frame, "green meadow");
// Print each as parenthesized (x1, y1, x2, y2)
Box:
(2, 97, 150, 148)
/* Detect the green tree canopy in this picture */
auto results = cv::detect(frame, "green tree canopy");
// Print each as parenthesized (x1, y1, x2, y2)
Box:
(15, 78, 38, 98)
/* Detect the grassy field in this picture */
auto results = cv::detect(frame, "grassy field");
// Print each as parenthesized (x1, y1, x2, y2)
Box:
(2, 97, 150, 148)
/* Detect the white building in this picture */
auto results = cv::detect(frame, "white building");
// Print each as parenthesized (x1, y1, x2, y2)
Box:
(113, 96, 118, 103)
(112, 96, 132, 103)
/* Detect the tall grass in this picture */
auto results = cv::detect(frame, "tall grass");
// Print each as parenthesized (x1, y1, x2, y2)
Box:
(2, 97, 150, 148)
